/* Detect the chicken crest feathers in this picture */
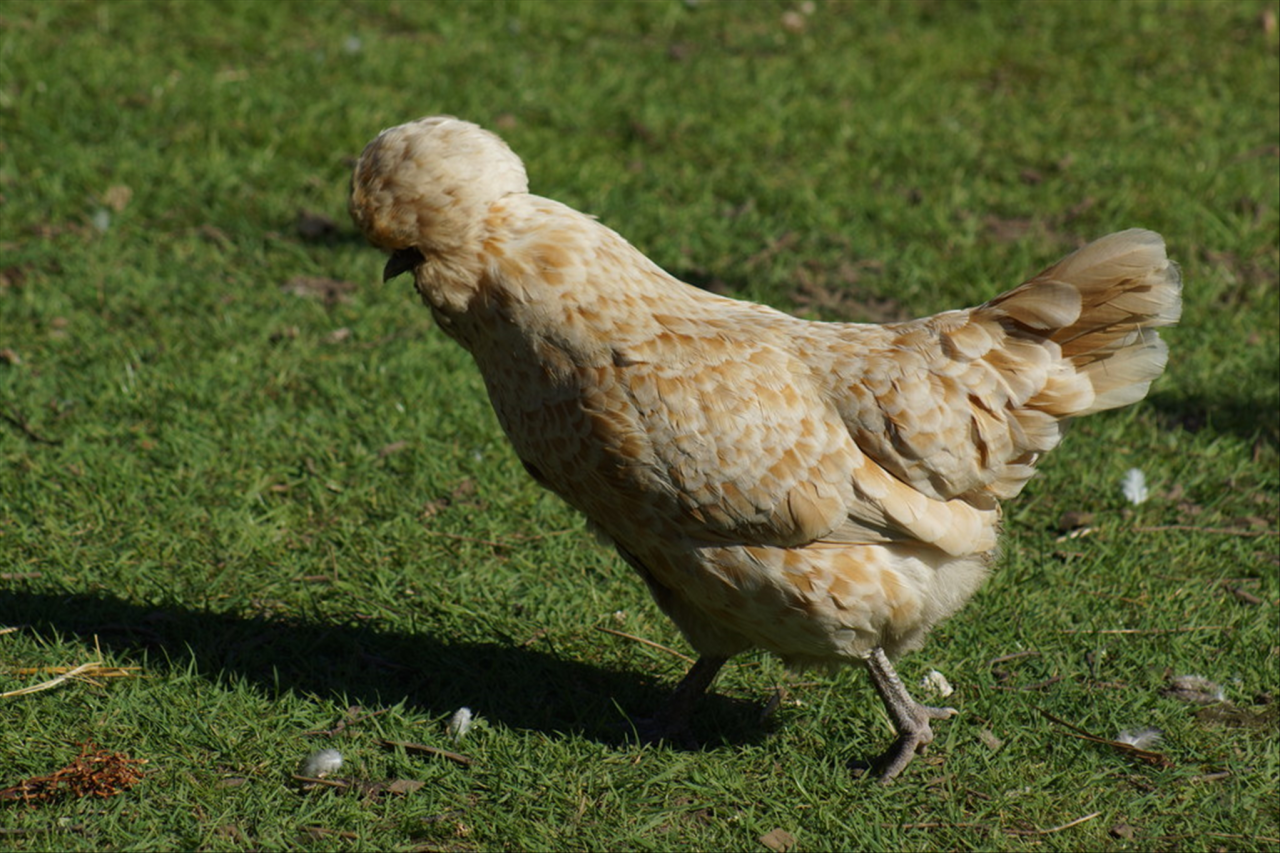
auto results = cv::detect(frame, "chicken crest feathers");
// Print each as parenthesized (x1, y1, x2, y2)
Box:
(350, 116, 528, 256)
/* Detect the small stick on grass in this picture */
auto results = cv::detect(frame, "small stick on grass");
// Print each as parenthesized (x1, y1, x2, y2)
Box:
(1007, 810, 1103, 835)
(1039, 709, 1173, 768)
(378, 739, 473, 766)
(1, 661, 141, 698)
(1, 406, 61, 445)
(304, 706, 391, 737)
(992, 674, 1062, 692)
(0, 825, 86, 836)
(1133, 524, 1279, 537)
(291, 775, 350, 788)
(988, 650, 1040, 666)
(595, 626, 696, 664)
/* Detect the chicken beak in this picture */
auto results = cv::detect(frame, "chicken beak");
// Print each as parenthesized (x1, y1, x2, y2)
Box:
(383, 247, 425, 282)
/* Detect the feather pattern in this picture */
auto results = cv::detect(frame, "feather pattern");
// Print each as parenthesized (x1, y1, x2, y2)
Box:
(350, 116, 1181, 776)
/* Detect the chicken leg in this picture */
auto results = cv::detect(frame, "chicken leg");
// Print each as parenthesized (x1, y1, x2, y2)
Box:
(865, 646, 957, 782)
(632, 655, 728, 748)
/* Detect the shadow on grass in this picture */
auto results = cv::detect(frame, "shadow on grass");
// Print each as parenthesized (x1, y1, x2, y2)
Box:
(1148, 390, 1280, 448)
(1, 589, 765, 750)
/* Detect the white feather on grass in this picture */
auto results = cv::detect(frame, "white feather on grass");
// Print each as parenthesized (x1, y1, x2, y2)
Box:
(447, 707, 475, 741)
(1121, 468, 1149, 505)
(299, 748, 343, 778)
(1116, 727, 1163, 750)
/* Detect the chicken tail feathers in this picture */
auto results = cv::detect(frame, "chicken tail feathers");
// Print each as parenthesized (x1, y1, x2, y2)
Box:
(982, 228, 1182, 418)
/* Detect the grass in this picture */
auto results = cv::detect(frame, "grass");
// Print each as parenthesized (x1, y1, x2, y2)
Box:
(1, 0, 1277, 850)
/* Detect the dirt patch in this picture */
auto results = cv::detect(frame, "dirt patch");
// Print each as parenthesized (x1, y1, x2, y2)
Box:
(281, 275, 358, 307)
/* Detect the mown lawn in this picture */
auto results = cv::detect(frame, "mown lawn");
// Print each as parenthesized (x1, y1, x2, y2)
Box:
(1, 1, 1277, 851)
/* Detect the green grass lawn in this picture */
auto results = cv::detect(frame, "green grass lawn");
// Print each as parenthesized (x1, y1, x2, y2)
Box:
(1, 1, 1277, 850)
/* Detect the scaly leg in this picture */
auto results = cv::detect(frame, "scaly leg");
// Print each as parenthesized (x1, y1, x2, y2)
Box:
(632, 655, 728, 748)
(865, 646, 957, 782)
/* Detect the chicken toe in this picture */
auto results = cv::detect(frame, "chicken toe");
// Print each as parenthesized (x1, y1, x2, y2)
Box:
(866, 646, 957, 782)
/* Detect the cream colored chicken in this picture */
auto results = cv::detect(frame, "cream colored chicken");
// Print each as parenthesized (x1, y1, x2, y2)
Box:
(349, 116, 1181, 781)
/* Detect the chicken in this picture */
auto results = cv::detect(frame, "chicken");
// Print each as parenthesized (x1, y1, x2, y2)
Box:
(349, 116, 1182, 781)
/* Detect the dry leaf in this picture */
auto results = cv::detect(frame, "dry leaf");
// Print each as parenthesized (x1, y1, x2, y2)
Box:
(760, 828, 797, 852)
(0, 742, 145, 803)
(378, 440, 409, 458)
(324, 327, 352, 345)
(386, 779, 425, 795)
(102, 185, 132, 211)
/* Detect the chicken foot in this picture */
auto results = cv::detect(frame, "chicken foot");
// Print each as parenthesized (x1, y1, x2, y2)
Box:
(865, 645, 957, 782)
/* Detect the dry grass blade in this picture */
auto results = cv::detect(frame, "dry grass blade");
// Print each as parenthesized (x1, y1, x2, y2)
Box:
(895, 812, 1103, 836)
(303, 705, 391, 737)
(291, 775, 351, 789)
(1040, 709, 1174, 768)
(595, 626, 696, 664)
(2, 635, 142, 698)
(1007, 810, 1103, 835)
(378, 739, 473, 766)
(0, 824, 85, 836)
(1133, 524, 1279, 536)
(988, 650, 1041, 666)
(1, 661, 142, 698)
(992, 674, 1062, 692)
(0, 406, 62, 445)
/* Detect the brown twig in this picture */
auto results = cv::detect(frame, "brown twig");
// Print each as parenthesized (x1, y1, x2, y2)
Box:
(595, 626, 695, 663)
(897, 813, 1102, 836)
(1221, 583, 1264, 605)
(1133, 524, 1279, 537)
(1206, 832, 1280, 844)
(304, 706, 391, 737)
(0, 825, 85, 835)
(1007, 810, 1102, 835)
(377, 739, 473, 766)
(0, 406, 61, 445)
(290, 774, 349, 788)
(988, 650, 1040, 666)
(1, 659, 142, 698)
(991, 674, 1062, 692)
(1039, 709, 1173, 768)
